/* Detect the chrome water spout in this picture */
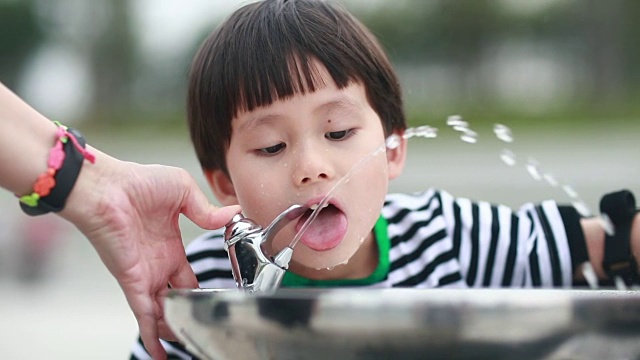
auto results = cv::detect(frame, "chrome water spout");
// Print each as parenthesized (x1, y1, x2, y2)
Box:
(223, 205, 307, 293)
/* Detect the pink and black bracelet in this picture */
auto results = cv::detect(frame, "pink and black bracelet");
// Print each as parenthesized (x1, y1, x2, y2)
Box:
(17, 123, 95, 216)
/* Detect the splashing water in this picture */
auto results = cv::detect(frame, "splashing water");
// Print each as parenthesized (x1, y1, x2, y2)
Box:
(562, 185, 579, 199)
(500, 149, 517, 166)
(286, 115, 623, 287)
(289, 126, 439, 250)
(572, 200, 592, 218)
(526, 158, 543, 181)
(460, 129, 478, 144)
(599, 214, 616, 236)
(447, 114, 466, 127)
(485, 121, 628, 286)
(581, 263, 599, 289)
(493, 123, 514, 143)
(449, 117, 605, 221)
(403, 125, 439, 140)
(543, 173, 559, 187)
(447, 114, 478, 143)
(289, 142, 388, 249)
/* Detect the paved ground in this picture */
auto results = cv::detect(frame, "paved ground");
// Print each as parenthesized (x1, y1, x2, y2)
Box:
(0, 121, 638, 359)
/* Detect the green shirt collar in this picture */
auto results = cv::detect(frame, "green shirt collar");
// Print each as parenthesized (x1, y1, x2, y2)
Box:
(281, 215, 389, 287)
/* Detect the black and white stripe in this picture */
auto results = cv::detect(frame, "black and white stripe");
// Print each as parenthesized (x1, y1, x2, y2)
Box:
(130, 189, 579, 359)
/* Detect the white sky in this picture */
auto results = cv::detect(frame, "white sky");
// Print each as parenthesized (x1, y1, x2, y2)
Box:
(131, 0, 256, 59)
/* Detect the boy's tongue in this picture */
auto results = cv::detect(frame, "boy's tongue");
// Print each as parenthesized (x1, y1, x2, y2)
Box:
(295, 205, 347, 251)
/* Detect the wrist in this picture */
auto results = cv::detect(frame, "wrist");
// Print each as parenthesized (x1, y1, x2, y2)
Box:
(1, 118, 58, 195)
(18, 125, 95, 215)
(581, 217, 606, 278)
(58, 146, 118, 232)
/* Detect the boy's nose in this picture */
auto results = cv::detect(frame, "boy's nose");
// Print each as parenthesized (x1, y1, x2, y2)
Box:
(299, 171, 329, 185)
(292, 148, 333, 186)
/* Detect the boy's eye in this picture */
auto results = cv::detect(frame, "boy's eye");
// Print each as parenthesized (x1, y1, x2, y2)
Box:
(259, 143, 285, 155)
(325, 129, 354, 140)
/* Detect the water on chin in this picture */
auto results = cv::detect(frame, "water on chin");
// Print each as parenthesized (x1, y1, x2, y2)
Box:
(289, 231, 367, 271)
(311, 236, 362, 271)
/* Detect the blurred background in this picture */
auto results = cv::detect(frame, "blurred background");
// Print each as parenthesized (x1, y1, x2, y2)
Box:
(0, 0, 638, 358)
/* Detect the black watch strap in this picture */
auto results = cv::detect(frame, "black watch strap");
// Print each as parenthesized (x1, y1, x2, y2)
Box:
(600, 189, 640, 285)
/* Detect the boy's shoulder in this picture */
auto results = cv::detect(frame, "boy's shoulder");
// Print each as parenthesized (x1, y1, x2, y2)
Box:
(383, 188, 448, 215)
(382, 188, 450, 238)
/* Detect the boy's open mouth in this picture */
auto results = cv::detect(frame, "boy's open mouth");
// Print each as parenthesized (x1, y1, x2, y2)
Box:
(295, 203, 347, 251)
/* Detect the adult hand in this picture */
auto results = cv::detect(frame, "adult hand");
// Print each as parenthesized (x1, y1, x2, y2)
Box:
(60, 149, 240, 360)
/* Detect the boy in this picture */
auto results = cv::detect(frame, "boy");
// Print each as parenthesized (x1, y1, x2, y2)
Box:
(131, 0, 640, 358)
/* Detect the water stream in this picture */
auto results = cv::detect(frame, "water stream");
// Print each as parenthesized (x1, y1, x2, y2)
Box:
(284, 115, 625, 288)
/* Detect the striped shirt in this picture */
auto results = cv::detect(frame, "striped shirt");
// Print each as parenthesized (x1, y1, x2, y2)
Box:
(130, 189, 586, 359)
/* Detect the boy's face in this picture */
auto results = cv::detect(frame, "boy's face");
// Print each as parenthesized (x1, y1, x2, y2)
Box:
(206, 64, 406, 273)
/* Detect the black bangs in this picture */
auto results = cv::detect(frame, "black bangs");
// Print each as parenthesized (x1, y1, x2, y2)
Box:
(204, 0, 365, 120)
(235, 50, 333, 116)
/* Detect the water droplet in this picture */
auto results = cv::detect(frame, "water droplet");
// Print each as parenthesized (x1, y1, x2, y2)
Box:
(500, 149, 516, 166)
(562, 185, 578, 199)
(385, 134, 401, 149)
(599, 214, 615, 236)
(460, 129, 477, 144)
(614, 276, 628, 290)
(260, 183, 264, 188)
(403, 127, 415, 138)
(326, 266, 335, 271)
(493, 123, 514, 143)
(581, 263, 599, 289)
(414, 125, 438, 138)
(572, 200, 591, 217)
(372, 144, 386, 155)
(526, 159, 542, 181)
(446, 115, 465, 126)
(543, 173, 558, 187)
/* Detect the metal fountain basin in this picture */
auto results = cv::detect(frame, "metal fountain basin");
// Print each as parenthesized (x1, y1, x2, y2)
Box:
(165, 288, 640, 360)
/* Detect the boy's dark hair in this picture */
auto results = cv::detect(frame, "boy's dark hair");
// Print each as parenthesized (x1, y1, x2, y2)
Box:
(188, 0, 406, 174)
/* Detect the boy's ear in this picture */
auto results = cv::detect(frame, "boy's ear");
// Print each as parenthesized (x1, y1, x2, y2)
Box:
(386, 131, 407, 180)
(204, 169, 239, 206)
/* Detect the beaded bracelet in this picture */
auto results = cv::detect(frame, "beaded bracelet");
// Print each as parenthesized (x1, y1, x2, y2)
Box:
(17, 122, 95, 216)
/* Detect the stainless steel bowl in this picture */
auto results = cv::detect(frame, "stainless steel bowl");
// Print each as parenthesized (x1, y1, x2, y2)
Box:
(165, 288, 640, 360)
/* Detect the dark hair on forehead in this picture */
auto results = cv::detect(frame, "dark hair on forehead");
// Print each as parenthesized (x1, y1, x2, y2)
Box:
(188, 0, 405, 174)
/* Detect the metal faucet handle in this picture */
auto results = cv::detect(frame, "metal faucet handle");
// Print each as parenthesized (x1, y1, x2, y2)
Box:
(224, 214, 261, 246)
(263, 204, 309, 245)
(223, 205, 308, 292)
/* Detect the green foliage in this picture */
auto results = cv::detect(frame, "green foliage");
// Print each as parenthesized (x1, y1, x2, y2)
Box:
(0, 0, 43, 87)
